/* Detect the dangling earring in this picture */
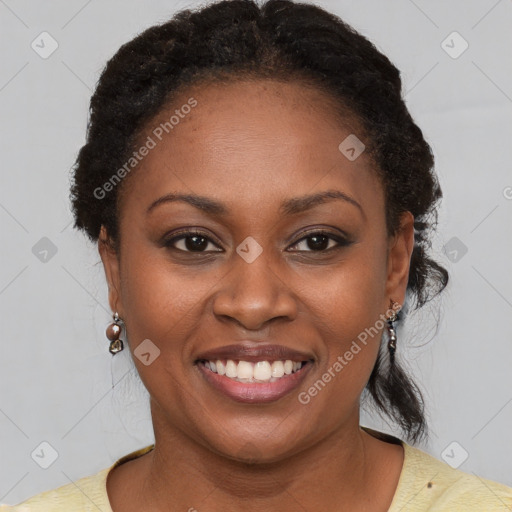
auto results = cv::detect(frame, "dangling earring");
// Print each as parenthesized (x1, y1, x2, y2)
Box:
(106, 312, 124, 355)
(386, 300, 400, 365)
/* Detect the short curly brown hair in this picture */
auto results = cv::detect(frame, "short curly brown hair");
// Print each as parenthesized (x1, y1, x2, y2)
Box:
(70, 0, 449, 444)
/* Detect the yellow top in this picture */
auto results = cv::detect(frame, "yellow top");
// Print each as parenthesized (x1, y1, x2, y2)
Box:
(2, 427, 511, 511)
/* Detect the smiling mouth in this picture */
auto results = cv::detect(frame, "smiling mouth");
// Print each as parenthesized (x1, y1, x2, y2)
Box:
(195, 357, 313, 403)
(197, 358, 310, 383)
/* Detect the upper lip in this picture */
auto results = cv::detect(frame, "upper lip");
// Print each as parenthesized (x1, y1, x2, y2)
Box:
(195, 343, 314, 363)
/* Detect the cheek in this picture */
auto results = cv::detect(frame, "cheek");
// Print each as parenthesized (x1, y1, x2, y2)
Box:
(117, 246, 211, 416)
(118, 242, 227, 354)
(315, 239, 388, 337)
(308, 239, 388, 392)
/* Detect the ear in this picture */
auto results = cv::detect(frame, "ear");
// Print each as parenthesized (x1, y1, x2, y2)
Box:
(385, 211, 415, 308)
(98, 225, 123, 316)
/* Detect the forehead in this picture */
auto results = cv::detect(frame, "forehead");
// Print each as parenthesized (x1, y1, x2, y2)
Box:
(119, 78, 383, 219)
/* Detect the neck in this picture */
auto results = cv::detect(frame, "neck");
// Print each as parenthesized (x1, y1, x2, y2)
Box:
(140, 402, 379, 511)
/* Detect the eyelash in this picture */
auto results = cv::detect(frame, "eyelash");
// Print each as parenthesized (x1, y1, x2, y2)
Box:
(163, 229, 352, 254)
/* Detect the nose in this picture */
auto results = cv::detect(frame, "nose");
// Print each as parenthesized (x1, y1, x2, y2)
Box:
(212, 247, 298, 331)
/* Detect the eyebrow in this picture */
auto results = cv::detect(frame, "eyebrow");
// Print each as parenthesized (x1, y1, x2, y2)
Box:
(146, 189, 364, 218)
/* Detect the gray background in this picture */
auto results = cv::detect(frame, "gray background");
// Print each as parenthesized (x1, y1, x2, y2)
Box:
(1, 0, 511, 505)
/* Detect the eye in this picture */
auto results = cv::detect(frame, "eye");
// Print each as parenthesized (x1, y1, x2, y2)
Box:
(163, 229, 352, 254)
(164, 230, 222, 253)
(288, 230, 352, 252)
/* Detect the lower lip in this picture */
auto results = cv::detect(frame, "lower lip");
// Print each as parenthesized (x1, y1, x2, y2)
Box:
(197, 362, 313, 403)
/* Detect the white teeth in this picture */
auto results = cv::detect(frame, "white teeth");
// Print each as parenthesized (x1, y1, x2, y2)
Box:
(203, 359, 305, 382)
(216, 359, 225, 375)
(271, 361, 285, 378)
(225, 360, 237, 378)
(237, 361, 253, 379)
(253, 361, 272, 381)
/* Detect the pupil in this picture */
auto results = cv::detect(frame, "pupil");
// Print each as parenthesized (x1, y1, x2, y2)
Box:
(186, 235, 208, 251)
(308, 235, 328, 251)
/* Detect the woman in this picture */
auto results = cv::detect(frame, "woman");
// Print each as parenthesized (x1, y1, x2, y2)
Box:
(2, 0, 511, 510)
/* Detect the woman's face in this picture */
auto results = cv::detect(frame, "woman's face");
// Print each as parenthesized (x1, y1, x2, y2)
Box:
(100, 79, 414, 462)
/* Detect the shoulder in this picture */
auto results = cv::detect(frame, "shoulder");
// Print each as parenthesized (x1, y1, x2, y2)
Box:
(0, 467, 111, 512)
(390, 442, 512, 511)
(0, 444, 154, 512)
